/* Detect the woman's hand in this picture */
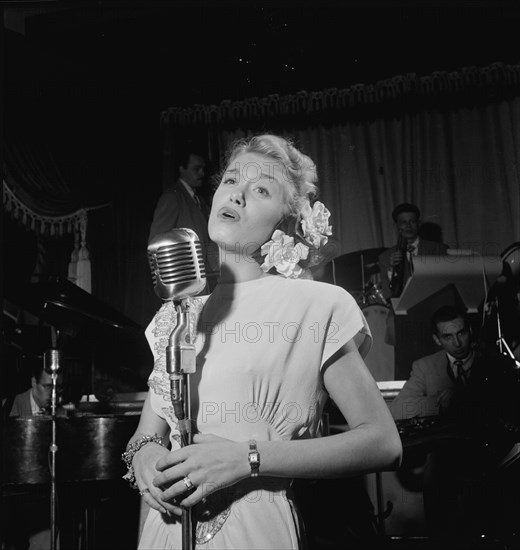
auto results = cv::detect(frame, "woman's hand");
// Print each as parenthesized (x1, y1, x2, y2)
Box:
(152, 433, 249, 511)
(133, 442, 177, 516)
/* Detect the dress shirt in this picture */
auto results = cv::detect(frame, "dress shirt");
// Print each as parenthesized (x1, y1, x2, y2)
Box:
(447, 351, 474, 381)
(29, 391, 41, 415)
(407, 237, 420, 257)
(386, 237, 420, 280)
(179, 178, 201, 209)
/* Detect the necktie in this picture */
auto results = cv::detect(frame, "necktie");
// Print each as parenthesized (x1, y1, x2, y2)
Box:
(454, 360, 466, 385)
(193, 193, 202, 210)
(407, 245, 415, 274)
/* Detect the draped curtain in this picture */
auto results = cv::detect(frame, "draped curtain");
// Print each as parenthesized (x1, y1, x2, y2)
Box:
(162, 63, 520, 264)
(2, 114, 111, 295)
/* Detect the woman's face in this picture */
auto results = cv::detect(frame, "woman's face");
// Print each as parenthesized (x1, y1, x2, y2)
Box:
(209, 152, 290, 254)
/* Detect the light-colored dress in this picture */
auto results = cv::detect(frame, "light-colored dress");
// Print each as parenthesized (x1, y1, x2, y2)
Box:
(139, 275, 371, 550)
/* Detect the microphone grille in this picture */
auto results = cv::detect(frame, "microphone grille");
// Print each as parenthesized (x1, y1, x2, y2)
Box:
(148, 228, 207, 301)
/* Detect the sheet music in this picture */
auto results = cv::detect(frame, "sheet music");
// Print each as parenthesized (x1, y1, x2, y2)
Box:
(393, 254, 503, 314)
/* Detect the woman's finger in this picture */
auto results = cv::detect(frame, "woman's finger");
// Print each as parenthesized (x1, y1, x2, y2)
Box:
(159, 473, 197, 502)
(155, 447, 189, 472)
(178, 484, 214, 508)
(191, 432, 222, 444)
(139, 486, 168, 515)
(153, 462, 187, 489)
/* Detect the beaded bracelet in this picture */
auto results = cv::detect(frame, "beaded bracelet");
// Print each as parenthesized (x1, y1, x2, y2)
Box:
(121, 434, 165, 489)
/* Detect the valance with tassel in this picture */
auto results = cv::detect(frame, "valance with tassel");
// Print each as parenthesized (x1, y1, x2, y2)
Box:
(161, 62, 520, 127)
(3, 179, 109, 293)
(3, 179, 90, 236)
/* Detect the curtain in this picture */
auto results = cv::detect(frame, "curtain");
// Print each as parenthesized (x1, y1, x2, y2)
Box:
(162, 65, 520, 263)
(2, 115, 112, 294)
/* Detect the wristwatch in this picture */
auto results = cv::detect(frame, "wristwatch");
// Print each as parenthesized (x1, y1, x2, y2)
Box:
(248, 440, 260, 477)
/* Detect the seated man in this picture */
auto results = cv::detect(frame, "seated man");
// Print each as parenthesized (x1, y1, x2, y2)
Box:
(390, 305, 520, 547)
(2, 360, 64, 550)
(4, 359, 63, 417)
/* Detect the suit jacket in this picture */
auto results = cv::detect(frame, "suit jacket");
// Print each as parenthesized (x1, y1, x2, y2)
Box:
(148, 180, 219, 273)
(9, 389, 34, 417)
(390, 346, 520, 451)
(389, 350, 454, 420)
(378, 238, 448, 300)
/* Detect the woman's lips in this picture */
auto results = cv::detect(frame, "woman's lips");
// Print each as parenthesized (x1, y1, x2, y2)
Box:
(217, 207, 240, 221)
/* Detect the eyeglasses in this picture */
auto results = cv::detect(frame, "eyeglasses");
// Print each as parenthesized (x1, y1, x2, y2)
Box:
(39, 383, 63, 391)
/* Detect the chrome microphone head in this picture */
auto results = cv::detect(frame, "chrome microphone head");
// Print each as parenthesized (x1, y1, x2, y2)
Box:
(147, 228, 207, 301)
(44, 349, 61, 374)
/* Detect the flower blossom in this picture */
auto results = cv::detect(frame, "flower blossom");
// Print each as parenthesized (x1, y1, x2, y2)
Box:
(260, 230, 309, 279)
(301, 201, 332, 248)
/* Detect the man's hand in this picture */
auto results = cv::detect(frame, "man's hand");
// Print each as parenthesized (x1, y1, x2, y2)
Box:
(390, 250, 404, 267)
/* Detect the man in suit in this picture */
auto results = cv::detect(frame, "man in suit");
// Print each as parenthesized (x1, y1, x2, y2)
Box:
(390, 306, 520, 547)
(378, 203, 448, 301)
(149, 144, 219, 286)
(378, 203, 449, 356)
(2, 361, 64, 550)
(5, 361, 62, 417)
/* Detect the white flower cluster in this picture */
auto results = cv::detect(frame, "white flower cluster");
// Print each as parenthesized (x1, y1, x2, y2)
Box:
(260, 201, 332, 279)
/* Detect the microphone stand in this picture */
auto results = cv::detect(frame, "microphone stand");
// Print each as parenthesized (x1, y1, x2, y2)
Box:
(166, 299, 197, 550)
(44, 347, 62, 550)
(495, 299, 520, 369)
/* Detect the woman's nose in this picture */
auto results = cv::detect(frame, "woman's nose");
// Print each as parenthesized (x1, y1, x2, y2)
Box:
(230, 190, 245, 206)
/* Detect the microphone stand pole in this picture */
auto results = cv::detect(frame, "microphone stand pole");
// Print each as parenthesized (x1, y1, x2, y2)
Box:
(495, 299, 520, 369)
(44, 348, 62, 550)
(167, 300, 197, 550)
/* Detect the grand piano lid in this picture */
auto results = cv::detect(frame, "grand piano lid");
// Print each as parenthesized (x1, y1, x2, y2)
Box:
(11, 276, 143, 338)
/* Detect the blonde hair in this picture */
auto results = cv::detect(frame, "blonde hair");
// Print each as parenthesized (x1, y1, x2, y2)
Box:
(224, 134, 318, 218)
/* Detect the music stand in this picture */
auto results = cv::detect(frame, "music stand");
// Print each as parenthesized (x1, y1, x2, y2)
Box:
(390, 255, 503, 379)
(392, 255, 503, 315)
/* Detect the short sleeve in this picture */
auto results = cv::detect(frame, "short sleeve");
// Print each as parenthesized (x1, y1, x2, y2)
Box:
(321, 287, 372, 371)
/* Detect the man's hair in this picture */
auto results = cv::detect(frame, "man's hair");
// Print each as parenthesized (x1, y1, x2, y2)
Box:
(392, 203, 420, 222)
(177, 143, 206, 170)
(431, 305, 468, 334)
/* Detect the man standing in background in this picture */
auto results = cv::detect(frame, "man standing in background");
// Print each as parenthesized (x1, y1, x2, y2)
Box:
(148, 143, 219, 287)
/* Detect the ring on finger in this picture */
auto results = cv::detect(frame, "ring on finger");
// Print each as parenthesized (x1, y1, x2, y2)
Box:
(139, 488, 150, 496)
(183, 475, 194, 491)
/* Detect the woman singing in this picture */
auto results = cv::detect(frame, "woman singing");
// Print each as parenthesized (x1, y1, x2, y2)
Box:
(124, 134, 402, 549)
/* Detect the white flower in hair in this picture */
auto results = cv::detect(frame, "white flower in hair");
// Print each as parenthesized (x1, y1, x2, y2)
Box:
(301, 201, 332, 248)
(260, 230, 309, 279)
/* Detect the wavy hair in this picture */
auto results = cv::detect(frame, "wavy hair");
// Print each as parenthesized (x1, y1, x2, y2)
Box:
(221, 134, 318, 218)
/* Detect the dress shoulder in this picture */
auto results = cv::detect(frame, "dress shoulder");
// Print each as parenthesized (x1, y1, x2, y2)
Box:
(275, 278, 372, 363)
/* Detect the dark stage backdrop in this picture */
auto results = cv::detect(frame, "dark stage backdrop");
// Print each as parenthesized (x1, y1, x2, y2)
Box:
(3, 63, 520, 389)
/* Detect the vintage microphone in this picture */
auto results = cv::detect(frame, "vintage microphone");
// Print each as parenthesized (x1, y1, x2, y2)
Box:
(147, 228, 207, 550)
(44, 342, 61, 550)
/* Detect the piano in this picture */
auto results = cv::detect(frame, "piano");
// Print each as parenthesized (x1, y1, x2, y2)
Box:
(1, 276, 151, 549)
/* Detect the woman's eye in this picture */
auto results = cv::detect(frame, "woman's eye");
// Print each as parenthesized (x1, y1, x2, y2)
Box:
(255, 187, 269, 197)
(222, 177, 236, 185)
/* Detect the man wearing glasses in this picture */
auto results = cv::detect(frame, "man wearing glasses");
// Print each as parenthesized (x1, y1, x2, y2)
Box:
(6, 361, 62, 417)
(389, 305, 520, 547)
